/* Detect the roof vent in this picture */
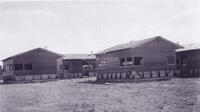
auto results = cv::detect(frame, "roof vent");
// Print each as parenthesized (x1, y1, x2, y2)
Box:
(176, 41, 180, 45)
(130, 40, 134, 43)
(90, 51, 94, 55)
(44, 46, 48, 49)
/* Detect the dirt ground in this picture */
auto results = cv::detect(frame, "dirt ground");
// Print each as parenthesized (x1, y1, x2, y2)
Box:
(1, 77, 200, 112)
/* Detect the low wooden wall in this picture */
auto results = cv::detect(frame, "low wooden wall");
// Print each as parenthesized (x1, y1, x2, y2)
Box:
(175, 68, 200, 77)
(14, 74, 58, 82)
(61, 73, 82, 79)
(96, 69, 175, 82)
(3, 71, 97, 83)
(61, 71, 96, 79)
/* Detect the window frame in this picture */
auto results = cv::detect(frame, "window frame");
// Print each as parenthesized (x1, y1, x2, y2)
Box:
(126, 57, 133, 66)
(64, 63, 70, 70)
(24, 64, 33, 70)
(14, 64, 24, 71)
(119, 58, 126, 66)
(134, 57, 143, 66)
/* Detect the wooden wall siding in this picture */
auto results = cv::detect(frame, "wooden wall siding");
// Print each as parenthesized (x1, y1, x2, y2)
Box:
(2, 59, 14, 76)
(57, 59, 83, 74)
(96, 38, 178, 81)
(57, 58, 63, 75)
(13, 49, 59, 75)
(12, 62, 57, 76)
(96, 38, 176, 70)
(67, 60, 83, 73)
(176, 50, 200, 77)
(2, 48, 61, 83)
(96, 49, 176, 70)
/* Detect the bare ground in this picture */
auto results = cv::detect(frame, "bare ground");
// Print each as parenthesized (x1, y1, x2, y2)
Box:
(1, 77, 200, 112)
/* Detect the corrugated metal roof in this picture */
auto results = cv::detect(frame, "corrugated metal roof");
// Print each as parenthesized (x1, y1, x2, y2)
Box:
(176, 43, 200, 52)
(98, 36, 183, 54)
(62, 54, 96, 60)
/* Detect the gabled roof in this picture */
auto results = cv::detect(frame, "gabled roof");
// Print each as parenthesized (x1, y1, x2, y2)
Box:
(98, 36, 183, 54)
(176, 43, 200, 52)
(62, 54, 96, 60)
(2, 47, 63, 61)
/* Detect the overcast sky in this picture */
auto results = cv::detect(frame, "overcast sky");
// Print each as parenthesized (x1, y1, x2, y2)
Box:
(0, 0, 200, 65)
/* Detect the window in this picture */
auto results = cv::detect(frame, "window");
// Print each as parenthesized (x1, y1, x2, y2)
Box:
(82, 61, 89, 66)
(14, 64, 23, 71)
(3, 65, 6, 71)
(181, 56, 187, 66)
(167, 56, 175, 65)
(126, 57, 133, 66)
(64, 64, 70, 70)
(82, 61, 95, 69)
(134, 57, 143, 65)
(24, 64, 33, 70)
(5, 65, 9, 71)
(176, 58, 182, 66)
(120, 58, 126, 66)
(9, 64, 13, 71)
(83, 61, 89, 69)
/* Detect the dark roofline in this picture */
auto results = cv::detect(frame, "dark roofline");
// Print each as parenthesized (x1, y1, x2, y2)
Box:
(2, 47, 64, 61)
(97, 36, 184, 54)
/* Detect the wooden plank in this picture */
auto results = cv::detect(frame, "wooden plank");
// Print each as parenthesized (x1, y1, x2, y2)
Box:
(103, 73, 107, 79)
(116, 73, 120, 79)
(144, 72, 151, 78)
(152, 71, 158, 78)
(33, 75, 41, 80)
(42, 75, 48, 80)
(49, 74, 57, 79)
(168, 70, 174, 77)
(121, 72, 126, 79)
(25, 75, 33, 81)
(15, 76, 25, 81)
(160, 70, 166, 77)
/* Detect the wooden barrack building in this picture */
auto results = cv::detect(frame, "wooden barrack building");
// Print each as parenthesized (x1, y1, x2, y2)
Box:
(176, 43, 200, 77)
(2, 48, 63, 83)
(95, 36, 183, 81)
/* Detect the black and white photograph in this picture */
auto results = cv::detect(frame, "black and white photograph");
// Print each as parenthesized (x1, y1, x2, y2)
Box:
(1, 0, 200, 112)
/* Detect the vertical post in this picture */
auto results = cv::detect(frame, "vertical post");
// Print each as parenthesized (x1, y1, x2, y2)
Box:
(107, 72, 109, 80)
(165, 70, 168, 77)
(158, 70, 160, 78)
(120, 72, 122, 79)
(150, 71, 153, 78)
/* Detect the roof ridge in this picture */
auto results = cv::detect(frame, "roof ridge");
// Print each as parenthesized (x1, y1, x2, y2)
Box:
(2, 47, 63, 61)
(98, 36, 183, 54)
